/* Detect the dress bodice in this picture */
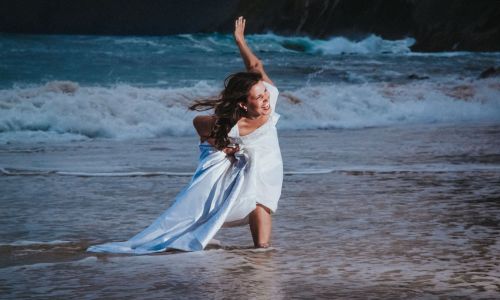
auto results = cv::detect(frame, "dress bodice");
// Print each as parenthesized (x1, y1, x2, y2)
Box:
(227, 112, 280, 145)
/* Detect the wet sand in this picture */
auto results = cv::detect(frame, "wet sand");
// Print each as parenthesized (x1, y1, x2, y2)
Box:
(1, 124, 499, 299)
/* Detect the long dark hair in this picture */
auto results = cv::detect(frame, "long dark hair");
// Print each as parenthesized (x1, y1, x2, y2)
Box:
(189, 71, 262, 149)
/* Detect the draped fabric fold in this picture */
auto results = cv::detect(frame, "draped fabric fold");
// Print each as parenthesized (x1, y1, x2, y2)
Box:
(87, 144, 251, 254)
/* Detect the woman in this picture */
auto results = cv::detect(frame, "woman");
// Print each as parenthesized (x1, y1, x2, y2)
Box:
(87, 16, 282, 254)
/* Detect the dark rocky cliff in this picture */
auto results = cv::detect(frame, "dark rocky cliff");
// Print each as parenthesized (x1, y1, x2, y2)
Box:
(1, 0, 499, 51)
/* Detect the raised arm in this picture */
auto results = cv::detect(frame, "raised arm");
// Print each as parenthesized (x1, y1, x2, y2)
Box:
(234, 16, 274, 85)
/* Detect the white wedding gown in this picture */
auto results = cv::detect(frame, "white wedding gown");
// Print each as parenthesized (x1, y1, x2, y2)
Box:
(87, 82, 283, 254)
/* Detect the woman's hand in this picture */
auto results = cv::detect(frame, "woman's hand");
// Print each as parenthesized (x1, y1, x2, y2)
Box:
(234, 16, 246, 44)
(222, 144, 240, 156)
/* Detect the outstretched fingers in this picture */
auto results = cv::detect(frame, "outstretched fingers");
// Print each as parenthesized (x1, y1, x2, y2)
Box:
(234, 16, 246, 42)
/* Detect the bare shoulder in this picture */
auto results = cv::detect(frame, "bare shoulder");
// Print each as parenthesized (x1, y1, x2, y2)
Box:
(193, 115, 216, 138)
(262, 80, 278, 91)
(193, 115, 216, 128)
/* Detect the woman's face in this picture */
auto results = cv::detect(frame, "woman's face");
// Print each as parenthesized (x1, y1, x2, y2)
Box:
(241, 81, 271, 118)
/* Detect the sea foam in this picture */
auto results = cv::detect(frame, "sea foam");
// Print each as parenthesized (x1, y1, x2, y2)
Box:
(0, 78, 499, 144)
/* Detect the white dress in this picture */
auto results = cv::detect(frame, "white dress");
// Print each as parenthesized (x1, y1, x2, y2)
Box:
(87, 81, 282, 254)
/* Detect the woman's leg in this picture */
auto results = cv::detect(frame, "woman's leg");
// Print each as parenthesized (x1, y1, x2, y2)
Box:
(249, 203, 272, 248)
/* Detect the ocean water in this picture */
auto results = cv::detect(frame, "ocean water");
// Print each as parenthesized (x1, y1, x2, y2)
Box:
(1, 33, 500, 143)
(1, 33, 500, 299)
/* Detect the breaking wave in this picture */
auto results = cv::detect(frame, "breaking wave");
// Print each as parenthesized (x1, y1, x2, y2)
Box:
(0, 78, 499, 144)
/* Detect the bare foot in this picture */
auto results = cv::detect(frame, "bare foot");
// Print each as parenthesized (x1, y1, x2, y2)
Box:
(255, 242, 270, 248)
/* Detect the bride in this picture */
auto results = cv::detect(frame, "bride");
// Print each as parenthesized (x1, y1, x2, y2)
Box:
(87, 16, 283, 254)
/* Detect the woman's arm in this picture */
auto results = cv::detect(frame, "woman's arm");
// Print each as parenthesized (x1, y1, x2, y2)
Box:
(234, 16, 274, 85)
(192, 115, 215, 143)
(193, 115, 239, 155)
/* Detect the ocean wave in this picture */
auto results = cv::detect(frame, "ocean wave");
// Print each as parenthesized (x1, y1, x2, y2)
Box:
(178, 33, 416, 55)
(2, 164, 499, 178)
(270, 34, 415, 55)
(277, 79, 500, 130)
(0, 240, 72, 246)
(0, 167, 194, 177)
(176, 33, 495, 56)
(0, 79, 499, 144)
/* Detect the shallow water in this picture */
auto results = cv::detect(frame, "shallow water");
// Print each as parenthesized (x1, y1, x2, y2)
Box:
(1, 123, 499, 298)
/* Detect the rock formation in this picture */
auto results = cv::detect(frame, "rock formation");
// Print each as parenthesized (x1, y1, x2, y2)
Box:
(1, 0, 499, 51)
